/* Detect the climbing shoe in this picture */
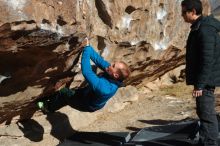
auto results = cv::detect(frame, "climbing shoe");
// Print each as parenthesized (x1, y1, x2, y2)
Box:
(37, 101, 50, 114)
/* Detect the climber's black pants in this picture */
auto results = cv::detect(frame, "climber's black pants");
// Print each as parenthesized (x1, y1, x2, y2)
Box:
(45, 87, 98, 112)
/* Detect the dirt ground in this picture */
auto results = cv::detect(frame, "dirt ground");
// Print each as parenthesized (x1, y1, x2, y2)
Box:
(80, 82, 220, 133)
(80, 82, 198, 133)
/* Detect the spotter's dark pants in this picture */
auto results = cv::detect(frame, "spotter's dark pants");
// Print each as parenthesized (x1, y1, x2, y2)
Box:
(196, 87, 219, 146)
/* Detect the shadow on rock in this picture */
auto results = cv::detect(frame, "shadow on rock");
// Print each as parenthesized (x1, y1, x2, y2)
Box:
(46, 112, 77, 142)
(0, 101, 38, 125)
(17, 119, 44, 142)
(126, 126, 141, 132)
(58, 131, 132, 146)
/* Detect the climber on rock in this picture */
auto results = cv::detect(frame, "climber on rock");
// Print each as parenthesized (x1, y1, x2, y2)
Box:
(37, 36, 131, 113)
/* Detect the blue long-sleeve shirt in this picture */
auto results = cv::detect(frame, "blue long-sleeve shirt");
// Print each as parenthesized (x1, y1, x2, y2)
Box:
(81, 45, 122, 110)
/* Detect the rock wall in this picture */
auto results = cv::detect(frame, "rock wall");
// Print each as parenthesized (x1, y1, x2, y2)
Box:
(0, 0, 210, 124)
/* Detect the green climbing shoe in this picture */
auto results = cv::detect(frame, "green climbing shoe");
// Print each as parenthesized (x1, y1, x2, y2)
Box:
(37, 101, 49, 114)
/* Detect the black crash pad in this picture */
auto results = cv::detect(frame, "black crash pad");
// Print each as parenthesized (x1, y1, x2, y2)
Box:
(130, 120, 220, 146)
(58, 120, 220, 146)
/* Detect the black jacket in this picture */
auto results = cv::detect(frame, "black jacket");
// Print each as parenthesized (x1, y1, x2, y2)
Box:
(186, 15, 220, 89)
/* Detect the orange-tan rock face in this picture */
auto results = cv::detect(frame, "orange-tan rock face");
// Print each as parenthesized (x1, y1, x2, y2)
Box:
(0, 0, 210, 123)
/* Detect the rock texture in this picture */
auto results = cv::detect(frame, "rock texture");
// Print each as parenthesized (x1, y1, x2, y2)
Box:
(0, 0, 210, 125)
